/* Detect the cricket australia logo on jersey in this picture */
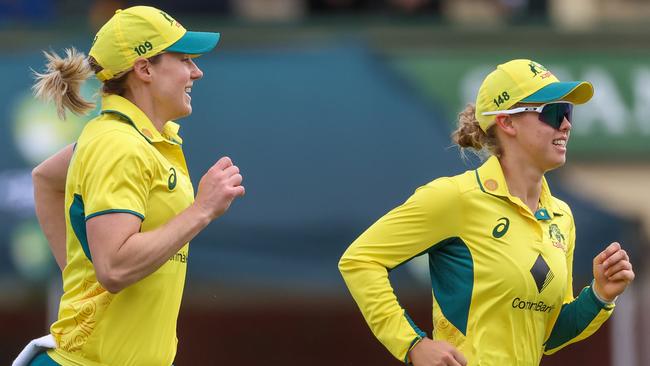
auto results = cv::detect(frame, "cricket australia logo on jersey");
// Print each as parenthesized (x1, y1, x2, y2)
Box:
(549, 224, 567, 252)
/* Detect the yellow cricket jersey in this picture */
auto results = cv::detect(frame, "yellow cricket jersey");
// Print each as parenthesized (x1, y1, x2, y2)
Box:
(339, 156, 614, 365)
(48, 94, 195, 366)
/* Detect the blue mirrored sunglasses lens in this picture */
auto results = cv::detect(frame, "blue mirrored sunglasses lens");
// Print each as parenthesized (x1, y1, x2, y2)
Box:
(539, 103, 572, 129)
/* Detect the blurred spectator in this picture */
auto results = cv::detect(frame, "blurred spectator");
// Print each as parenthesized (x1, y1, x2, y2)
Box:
(309, 0, 379, 14)
(232, 0, 305, 22)
(308, 0, 441, 14)
(500, 0, 548, 23)
(549, 0, 597, 30)
(127, 0, 230, 14)
(442, 0, 548, 26)
(388, 0, 441, 14)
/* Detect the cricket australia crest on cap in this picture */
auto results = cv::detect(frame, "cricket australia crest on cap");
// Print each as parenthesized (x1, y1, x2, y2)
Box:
(527, 61, 554, 80)
(158, 10, 183, 28)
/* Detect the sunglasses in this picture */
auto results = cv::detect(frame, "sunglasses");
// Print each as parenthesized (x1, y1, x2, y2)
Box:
(482, 102, 573, 130)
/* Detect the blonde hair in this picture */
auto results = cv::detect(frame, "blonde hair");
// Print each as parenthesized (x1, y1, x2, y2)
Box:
(32, 48, 95, 120)
(32, 48, 164, 120)
(451, 103, 501, 158)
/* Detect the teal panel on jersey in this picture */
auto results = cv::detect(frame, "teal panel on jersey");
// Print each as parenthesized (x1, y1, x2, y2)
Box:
(30, 352, 60, 365)
(69, 194, 92, 262)
(545, 286, 610, 350)
(428, 237, 473, 335)
(405, 310, 427, 338)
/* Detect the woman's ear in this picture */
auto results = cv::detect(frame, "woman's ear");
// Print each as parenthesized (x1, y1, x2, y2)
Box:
(131, 58, 153, 82)
(494, 114, 517, 137)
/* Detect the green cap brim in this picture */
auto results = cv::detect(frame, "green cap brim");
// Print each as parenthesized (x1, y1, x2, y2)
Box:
(521, 81, 594, 105)
(166, 31, 220, 55)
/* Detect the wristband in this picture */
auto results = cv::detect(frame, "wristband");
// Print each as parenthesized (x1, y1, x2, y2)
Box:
(591, 280, 617, 306)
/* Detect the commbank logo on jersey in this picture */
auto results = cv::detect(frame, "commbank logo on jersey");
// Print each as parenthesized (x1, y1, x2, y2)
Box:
(492, 217, 509, 238)
(549, 224, 567, 252)
(530, 254, 554, 293)
(168, 167, 177, 191)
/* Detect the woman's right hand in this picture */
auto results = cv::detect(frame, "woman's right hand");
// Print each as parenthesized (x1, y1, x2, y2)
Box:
(194, 156, 245, 221)
(409, 338, 467, 366)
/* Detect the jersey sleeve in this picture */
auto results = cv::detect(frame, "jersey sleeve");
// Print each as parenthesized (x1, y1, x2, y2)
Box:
(79, 131, 154, 221)
(544, 214, 614, 354)
(338, 178, 461, 363)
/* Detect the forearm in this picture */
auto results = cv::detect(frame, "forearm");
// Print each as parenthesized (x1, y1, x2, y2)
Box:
(544, 285, 614, 354)
(96, 204, 210, 293)
(32, 144, 73, 271)
(33, 181, 67, 270)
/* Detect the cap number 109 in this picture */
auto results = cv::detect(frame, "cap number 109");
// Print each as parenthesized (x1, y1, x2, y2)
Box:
(134, 41, 154, 56)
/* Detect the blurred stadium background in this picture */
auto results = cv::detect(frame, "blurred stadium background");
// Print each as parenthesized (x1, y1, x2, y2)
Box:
(1, 0, 649, 364)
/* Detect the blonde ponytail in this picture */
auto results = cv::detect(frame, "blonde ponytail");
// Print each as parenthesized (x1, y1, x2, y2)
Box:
(451, 103, 501, 158)
(32, 48, 95, 120)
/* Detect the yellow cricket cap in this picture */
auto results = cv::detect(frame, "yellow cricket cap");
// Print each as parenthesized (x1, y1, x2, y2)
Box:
(475, 59, 594, 131)
(89, 6, 220, 82)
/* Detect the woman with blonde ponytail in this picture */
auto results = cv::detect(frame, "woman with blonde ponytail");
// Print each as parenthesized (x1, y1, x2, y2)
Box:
(32, 48, 95, 120)
(16, 6, 245, 366)
(339, 59, 634, 366)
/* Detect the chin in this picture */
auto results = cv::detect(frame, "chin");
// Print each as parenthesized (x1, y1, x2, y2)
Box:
(546, 157, 566, 171)
(172, 106, 192, 120)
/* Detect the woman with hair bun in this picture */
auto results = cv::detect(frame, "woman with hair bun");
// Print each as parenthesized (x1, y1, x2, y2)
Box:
(16, 6, 244, 366)
(339, 59, 634, 366)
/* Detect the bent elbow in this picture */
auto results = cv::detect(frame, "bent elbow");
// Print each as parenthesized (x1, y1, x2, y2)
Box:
(96, 268, 127, 294)
(338, 253, 354, 277)
(31, 164, 45, 184)
(31, 163, 62, 193)
(338, 256, 347, 274)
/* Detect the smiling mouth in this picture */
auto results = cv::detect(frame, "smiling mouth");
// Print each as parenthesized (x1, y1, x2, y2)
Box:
(552, 139, 566, 147)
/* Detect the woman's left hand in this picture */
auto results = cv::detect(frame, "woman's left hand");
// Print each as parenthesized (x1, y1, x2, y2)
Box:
(593, 242, 635, 302)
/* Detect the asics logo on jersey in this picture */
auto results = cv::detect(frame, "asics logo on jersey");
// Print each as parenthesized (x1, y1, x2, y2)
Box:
(530, 254, 554, 293)
(492, 217, 509, 238)
(168, 167, 177, 190)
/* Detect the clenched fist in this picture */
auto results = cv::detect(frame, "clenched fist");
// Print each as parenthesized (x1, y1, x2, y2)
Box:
(194, 156, 245, 221)
(593, 242, 634, 302)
